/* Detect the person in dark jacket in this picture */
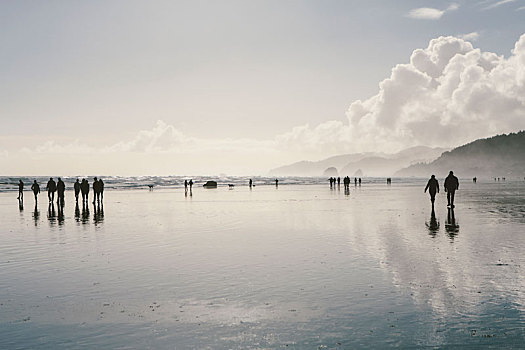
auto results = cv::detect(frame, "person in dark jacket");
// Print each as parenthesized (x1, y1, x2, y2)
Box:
(31, 180, 40, 202)
(74, 179, 81, 202)
(46, 178, 57, 202)
(81, 179, 89, 203)
(56, 178, 66, 206)
(424, 175, 439, 206)
(444, 171, 459, 208)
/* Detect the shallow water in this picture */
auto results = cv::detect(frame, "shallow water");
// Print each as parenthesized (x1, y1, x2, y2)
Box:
(1, 180, 524, 348)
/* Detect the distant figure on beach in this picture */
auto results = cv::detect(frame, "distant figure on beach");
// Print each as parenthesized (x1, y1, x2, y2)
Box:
(31, 180, 40, 201)
(17, 179, 24, 200)
(275, 179, 279, 187)
(386, 178, 392, 185)
(46, 178, 57, 202)
(337, 177, 341, 186)
(189, 179, 193, 190)
(249, 179, 253, 188)
(329, 177, 333, 188)
(358, 178, 362, 186)
(473, 177, 477, 183)
(343, 176, 349, 189)
(184, 180, 188, 191)
(444, 171, 459, 208)
(56, 178, 65, 206)
(99, 178, 104, 201)
(74, 179, 81, 202)
(93, 177, 101, 203)
(354, 177, 357, 186)
(81, 179, 89, 203)
(424, 175, 439, 206)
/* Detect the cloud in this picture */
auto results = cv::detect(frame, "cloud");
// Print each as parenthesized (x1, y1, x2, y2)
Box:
(482, 0, 518, 10)
(340, 34, 525, 152)
(13, 34, 525, 171)
(407, 3, 459, 20)
(517, 6, 525, 11)
(459, 32, 480, 41)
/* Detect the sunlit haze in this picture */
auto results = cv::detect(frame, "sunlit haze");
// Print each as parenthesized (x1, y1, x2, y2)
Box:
(1, 0, 524, 175)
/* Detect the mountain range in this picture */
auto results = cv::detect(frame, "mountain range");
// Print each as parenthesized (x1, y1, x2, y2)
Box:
(269, 146, 447, 177)
(395, 131, 525, 178)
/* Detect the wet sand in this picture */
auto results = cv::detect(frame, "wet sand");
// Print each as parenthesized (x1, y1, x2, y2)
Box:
(0, 181, 524, 348)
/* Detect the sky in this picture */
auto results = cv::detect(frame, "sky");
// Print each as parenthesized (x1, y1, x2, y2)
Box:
(1, 0, 524, 175)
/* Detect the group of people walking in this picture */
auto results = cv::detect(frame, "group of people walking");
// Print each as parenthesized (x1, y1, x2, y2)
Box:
(330, 176, 361, 188)
(424, 171, 459, 208)
(18, 177, 104, 205)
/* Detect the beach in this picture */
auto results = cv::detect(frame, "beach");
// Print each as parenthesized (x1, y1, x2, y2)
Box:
(1, 179, 524, 348)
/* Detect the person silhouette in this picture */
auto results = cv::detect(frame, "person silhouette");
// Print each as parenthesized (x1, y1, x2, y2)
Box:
(17, 179, 24, 201)
(249, 179, 253, 188)
(99, 178, 104, 202)
(81, 179, 89, 203)
(275, 179, 279, 187)
(189, 179, 193, 190)
(354, 177, 357, 186)
(46, 178, 57, 202)
(424, 175, 439, 207)
(358, 178, 362, 186)
(444, 171, 459, 208)
(184, 180, 188, 192)
(337, 177, 341, 186)
(31, 180, 40, 202)
(56, 177, 65, 206)
(93, 177, 101, 203)
(74, 179, 81, 202)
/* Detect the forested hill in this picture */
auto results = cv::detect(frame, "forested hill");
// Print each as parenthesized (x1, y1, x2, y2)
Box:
(395, 131, 525, 178)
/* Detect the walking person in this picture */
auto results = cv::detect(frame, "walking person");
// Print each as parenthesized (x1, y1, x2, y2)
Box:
(93, 177, 100, 203)
(46, 178, 57, 202)
(17, 179, 24, 201)
(31, 180, 40, 202)
(424, 175, 439, 207)
(444, 171, 459, 208)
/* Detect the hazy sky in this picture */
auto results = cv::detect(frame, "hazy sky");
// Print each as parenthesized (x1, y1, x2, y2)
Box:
(1, 0, 524, 175)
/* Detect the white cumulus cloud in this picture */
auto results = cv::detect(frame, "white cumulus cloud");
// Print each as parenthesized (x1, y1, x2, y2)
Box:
(459, 32, 480, 41)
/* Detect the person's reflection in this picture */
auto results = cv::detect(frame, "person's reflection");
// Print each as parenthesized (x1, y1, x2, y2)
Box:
(57, 201, 65, 226)
(75, 202, 80, 223)
(48, 202, 56, 226)
(32, 202, 40, 226)
(344, 186, 350, 196)
(93, 201, 104, 225)
(81, 201, 90, 224)
(425, 207, 440, 237)
(18, 198, 24, 212)
(445, 208, 459, 240)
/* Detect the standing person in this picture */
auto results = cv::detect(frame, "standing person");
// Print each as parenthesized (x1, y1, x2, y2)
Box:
(93, 177, 100, 203)
(337, 177, 341, 186)
(444, 171, 459, 208)
(354, 178, 357, 186)
(31, 180, 40, 202)
(358, 178, 362, 186)
(189, 179, 193, 190)
(424, 175, 439, 207)
(99, 178, 104, 202)
(81, 179, 89, 203)
(46, 178, 57, 202)
(17, 179, 24, 200)
(56, 178, 66, 206)
(249, 179, 253, 188)
(184, 180, 188, 192)
(275, 179, 279, 187)
(74, 179, 81, 202)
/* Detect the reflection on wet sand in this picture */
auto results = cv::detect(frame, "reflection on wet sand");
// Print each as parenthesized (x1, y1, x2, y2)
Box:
(445, 208, 459, 240)
(81, 202, 90, 224)
(74, 202, 80, 223)
(426, 208, 440, 237)
(93, 201, 104, 225)
(32, 202, 39, 226)
(47, 202, 56, 226)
